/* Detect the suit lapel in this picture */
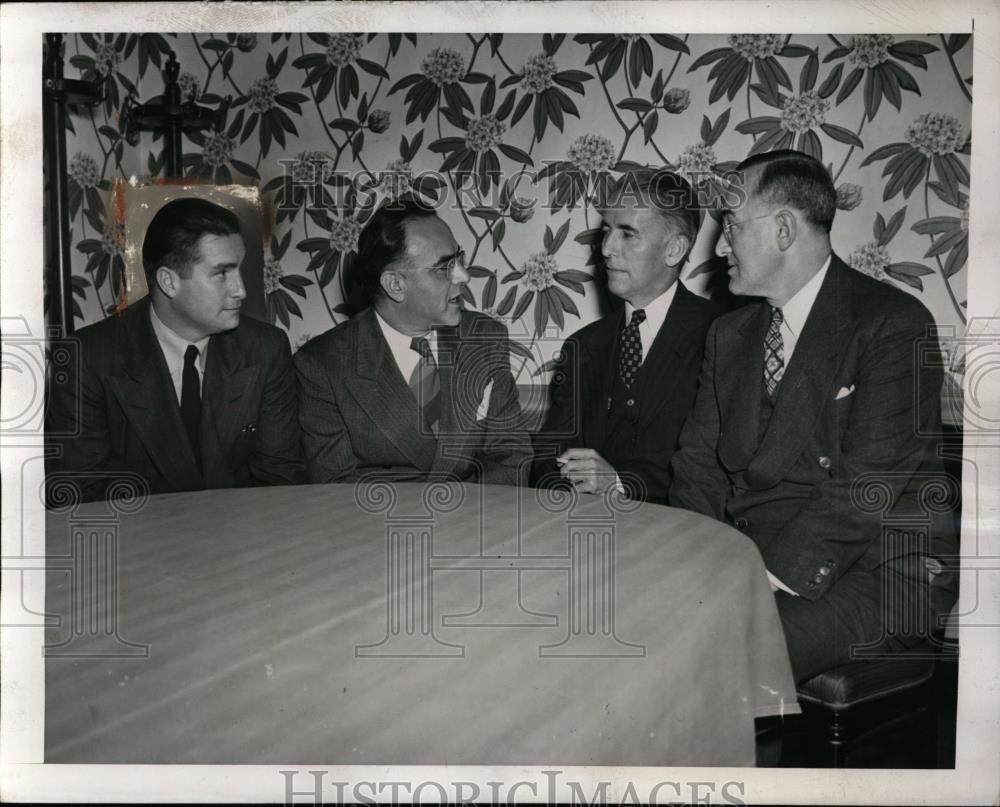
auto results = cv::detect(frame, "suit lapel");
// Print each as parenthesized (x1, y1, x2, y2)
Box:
(106, 299, 204, 491)
(747, 258, 855, 486)
(345, 309, 439, 471)
(634, 283, 701, 428)
(716, 303, 768, 469)
(432, 324, 480, 475)
(584, 310, 623, 449)
(201, 328, 261, 483)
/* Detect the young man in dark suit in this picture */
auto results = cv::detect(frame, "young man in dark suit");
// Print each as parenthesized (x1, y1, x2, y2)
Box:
(295, 197, 531, 485)
(670, 150, 957, 682)
(531, 169, 719, 504)
(46, 198, 305, 503)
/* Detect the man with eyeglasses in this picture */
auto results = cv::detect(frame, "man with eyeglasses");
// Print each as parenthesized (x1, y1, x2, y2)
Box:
(670, 150, 956, 683)
(531, 169, 719, 503)
(295, 196, 531, 485)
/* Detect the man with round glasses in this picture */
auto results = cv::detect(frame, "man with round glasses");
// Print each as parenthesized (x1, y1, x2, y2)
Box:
(670, 150, 957, 683)
(295, 196, 531, 485)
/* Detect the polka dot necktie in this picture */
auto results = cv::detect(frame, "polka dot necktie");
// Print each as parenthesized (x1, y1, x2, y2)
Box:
(409, 336, 441, 434)
(764, 306, 785, 400)
(617, 309, 646, 389)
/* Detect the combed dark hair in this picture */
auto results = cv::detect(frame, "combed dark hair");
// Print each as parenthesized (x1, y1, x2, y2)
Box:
(736, 150, 836, 232)
(356, 195, 438, 301)
(599, 168, 701, 253)
(142, 198, 241, 285)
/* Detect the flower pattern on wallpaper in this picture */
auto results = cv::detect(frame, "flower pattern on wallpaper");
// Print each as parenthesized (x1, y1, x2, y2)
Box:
(58, 32, 971, 377)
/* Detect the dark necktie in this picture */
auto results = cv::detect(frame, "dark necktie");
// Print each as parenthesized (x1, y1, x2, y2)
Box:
(617, 308, 647, 389)
(764, 306, 785, 400)
(181, 345, 202, 460)
(409, 336, 441, 434)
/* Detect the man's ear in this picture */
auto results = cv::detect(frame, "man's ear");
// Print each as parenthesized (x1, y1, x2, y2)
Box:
(379, 268, 406, 303)
(775, 209, 797, 252)
(155, 266, 180, 299)
(664, 233, 691, 269)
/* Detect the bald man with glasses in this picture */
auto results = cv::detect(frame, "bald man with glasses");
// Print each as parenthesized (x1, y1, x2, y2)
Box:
(295, 197, 531, 485)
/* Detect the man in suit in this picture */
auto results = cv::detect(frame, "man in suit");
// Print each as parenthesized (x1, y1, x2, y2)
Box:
(670, 150, 957, 682)
(46, 198, 305, 503)
(531, 169, 719, 504)
(295, 197, 531, 485)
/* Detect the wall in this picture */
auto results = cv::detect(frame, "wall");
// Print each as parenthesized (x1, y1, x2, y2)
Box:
(59, 32, 972, 389)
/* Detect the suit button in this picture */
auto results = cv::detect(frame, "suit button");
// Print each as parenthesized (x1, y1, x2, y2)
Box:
(818, 456, 831, 469)
(626, 398, 635, 407)
(813, 574, 824, 584)
(819, 566, 830, 576)
(735, 518, 749, 530)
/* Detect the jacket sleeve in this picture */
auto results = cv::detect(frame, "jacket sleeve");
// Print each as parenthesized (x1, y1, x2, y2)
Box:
(247, 330, 307, 486)
(529, 334, 580, 491)
(478, 326, 533, 487)
(45, 332, 123, 503)
(669, 319, 730, 518)
(294, 345, 362, 484)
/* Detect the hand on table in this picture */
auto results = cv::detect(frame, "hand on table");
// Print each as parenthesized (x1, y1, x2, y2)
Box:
(556, 448, 620, 495)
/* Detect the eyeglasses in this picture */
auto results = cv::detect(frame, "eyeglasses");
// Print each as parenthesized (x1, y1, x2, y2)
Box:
(426, 250, 467, 275)
(720, 212, 775, 243)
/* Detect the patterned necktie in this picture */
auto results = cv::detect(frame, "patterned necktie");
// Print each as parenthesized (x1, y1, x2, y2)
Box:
(764, 306, 785, 400)
(617, 309, 647, 389)
(409, 336, 441, 434)
(180, 345, 201, 461)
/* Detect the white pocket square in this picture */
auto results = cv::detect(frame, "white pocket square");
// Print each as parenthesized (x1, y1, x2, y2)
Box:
(475, 379, 494, 421)
(835, 384, 856, 400)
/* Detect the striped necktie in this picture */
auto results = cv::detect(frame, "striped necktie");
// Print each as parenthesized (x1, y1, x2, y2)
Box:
(409, 336, 441, 434)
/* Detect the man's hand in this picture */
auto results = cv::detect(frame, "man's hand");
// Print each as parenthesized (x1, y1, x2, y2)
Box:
(557, 448, 619, 495)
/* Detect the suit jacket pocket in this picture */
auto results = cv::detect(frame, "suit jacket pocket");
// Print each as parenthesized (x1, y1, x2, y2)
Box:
(230, 428, 257, 468)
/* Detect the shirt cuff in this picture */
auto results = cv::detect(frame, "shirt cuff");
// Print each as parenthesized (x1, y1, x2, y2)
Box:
(614, 474, 626, 496)
(767, 570, 799, 596)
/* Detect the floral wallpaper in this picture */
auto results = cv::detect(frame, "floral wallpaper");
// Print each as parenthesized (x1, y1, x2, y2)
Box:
(58, 32, 972, 389)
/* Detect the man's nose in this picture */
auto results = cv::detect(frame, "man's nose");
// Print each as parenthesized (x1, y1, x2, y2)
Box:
(601, 230, 617, 257)
(450, 261, 470, 285)
(230, 271, 247, 299)
(715, 232, 731, 259)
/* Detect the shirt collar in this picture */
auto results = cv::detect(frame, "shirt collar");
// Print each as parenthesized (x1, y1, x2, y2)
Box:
(374, 309, 437, 361)
(149, 300, 210, 371)
(780, 255, 831, 340)
(624, 280, 678, 331)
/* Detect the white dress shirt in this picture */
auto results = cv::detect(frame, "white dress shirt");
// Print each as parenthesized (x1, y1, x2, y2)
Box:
(766, 254, 831, 597)
(374, 309, 439, 383)
(623, 280, 678, 363)
(777, 254, 831, 366)
(149, 303, 210, 405)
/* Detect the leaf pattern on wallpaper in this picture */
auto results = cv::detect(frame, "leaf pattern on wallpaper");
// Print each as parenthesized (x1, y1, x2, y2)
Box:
(61, 31, 972, 353)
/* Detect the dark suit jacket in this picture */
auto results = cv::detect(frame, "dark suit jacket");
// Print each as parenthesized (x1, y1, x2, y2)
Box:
(45, 297, 305, 503)
(531, 282, 719, 504)
(295, 308, 532, 485)
(671, 256, 957, 606)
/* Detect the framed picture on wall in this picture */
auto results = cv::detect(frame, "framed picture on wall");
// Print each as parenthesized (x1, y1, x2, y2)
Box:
(116, 181, 268, 322)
